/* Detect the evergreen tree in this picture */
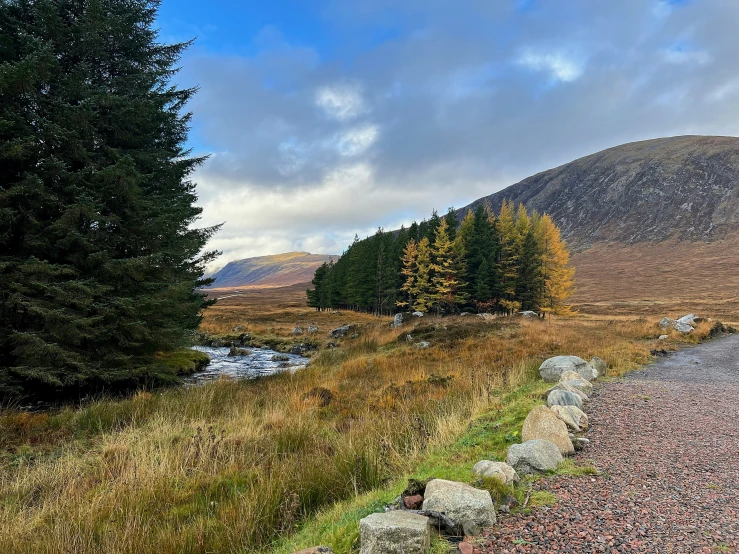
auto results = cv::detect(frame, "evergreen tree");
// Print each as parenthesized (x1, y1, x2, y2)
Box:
(515, 230, 544, 311)
(413, 237, 433, 312)
(444, 207, 458, 242)
(398, 239, 418, 309)
(307, 262, 328, 310)
(425, 210, 441, 241)
(0, 0, 218, 398)
(430, 218, 459, 313)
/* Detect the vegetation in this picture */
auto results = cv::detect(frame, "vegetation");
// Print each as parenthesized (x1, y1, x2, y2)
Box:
(0, 282, 713, 553)
(0, 0, 218, 400)
(307, 203, 574, 316)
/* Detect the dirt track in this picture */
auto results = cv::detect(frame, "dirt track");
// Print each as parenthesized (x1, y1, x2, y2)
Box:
(482, 334, 739, 553)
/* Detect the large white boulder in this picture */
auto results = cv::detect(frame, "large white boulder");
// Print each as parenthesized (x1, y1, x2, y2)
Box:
(472, 461, 518, 485)
(521, 405, 574, 455)
(421, 479, 496, 536)
(506, 439, 563, 475)
(538, 356, 591, 382)
(359, 511, 430, 554)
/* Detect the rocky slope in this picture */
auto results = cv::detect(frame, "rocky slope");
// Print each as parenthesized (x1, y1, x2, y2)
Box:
(206, 252, 336, 289)
(462, 135, 739, 250)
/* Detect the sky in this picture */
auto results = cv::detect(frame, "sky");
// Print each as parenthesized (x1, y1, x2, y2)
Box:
(155, 0, 739, 270)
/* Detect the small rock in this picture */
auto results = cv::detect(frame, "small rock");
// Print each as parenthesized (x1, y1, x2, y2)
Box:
(538, 355, 592, 382)
(573, 437, 590, 451)
(325, 342, 337, 349)
(550, 404, 589, 431)
(458, 543, 474, 554)
(329, 324, 355, 338)
(391, 313, 404, 328)
(659, 334, 669, 340)
(350, 333, 360, 339)
(460, 312, 470, 317)
(402, 494, 424, 510)
(359, 511, 430, 554)
(659, 316, 675, 330)
(506, 439, 563, 475)
(227, 347, 252, 357)
(421, 479, 496, 536)
(292, 547, 334, 554)
(412, 311, 424, 317)
(291, 326, 304, 336)
(547, 389, 584, 410)
(260, 345, 270, 350)
(518, 310, 539, 318)
(307, 325, 319, 335)
(472, 461, 518, 485)
(521, 405, 574, 455)
(415, 341, 430, 349)
(272, 354, 290, 362)
(589, 356, 607, 377)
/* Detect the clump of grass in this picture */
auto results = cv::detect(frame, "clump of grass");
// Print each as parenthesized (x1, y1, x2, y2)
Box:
(555, 458, 600, 476)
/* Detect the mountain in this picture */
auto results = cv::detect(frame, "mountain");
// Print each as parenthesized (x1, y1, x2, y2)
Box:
(206, 252, 337, 289)
(459, 135, 739, 317)
(461, 135, 739, 250)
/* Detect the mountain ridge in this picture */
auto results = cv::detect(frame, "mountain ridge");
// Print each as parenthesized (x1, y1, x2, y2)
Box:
(207, 252, 337, 289)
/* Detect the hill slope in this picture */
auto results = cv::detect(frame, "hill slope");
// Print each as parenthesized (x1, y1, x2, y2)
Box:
(207, 252, 337, 289)
(462, 135, 739, 250)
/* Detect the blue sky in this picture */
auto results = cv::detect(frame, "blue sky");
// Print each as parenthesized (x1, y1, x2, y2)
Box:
(155, 0, 739, 268)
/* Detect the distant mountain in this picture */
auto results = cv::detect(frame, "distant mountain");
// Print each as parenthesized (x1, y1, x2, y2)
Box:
(460, 135, 739, 250)
(206, 252, 337, 289)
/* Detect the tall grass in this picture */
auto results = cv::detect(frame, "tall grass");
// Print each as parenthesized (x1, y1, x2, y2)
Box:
(0, 315, 709, 553)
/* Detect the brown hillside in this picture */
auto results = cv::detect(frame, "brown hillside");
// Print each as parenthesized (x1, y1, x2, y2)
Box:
(206, 252, 337, 289)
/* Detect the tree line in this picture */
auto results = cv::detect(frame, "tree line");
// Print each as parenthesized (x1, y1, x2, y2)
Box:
(307, 202, 574, 316)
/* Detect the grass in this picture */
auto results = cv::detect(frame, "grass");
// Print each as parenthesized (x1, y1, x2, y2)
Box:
(0, 287, 719, 554)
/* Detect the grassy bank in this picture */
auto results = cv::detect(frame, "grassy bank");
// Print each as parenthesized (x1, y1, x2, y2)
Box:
(0, 309, 713, 553)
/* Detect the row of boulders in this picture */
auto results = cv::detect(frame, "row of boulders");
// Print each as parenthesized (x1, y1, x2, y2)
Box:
(292, 325, 320, 336)
(295, 354, 604, 554)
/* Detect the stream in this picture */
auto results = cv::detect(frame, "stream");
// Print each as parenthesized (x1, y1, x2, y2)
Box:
(185, 346, 309, 384)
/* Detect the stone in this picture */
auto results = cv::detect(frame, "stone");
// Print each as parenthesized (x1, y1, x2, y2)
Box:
(422, 479, 496, 536)
(562, 378, 593, 396)
(674, 321, 693, 333)
(519, 311, 538, 318)
(359, 511, 430, 554)
(550, 404, 589, 431)
(403, 494, 424, 510)
(559, 370, 583, 381)
(573, 437, 590, 451)
(458, 542, 474, 554)
(589, 356, 607, 377)
(292, 548, 334, 554)
(538, 355, 591, 382)
(391, 313, 404, 328)
(307, 325, 319, 335)
(677, 313, 696, 325)
(521, 405, 574, 455)
(260, 345, 270, 350)
(291, 326, 304, 336)
(659, 316, 675, 330)
(329, 325, 355, 338)
(547, 389, 584, 410)
(227, 347, 252, 357)
(415, 341, 430, 349)
(506, 439, 563, 475)
(472, 461, 518, 485)
(659, 334, 669, 340)
(546, 381, 589, 402)
(412, 311, 424, 317)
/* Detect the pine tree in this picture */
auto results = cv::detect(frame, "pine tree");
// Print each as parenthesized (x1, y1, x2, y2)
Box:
(0, 0, 219, 399)
(497, 200, 520, 308)
(515, 229, 544, 311)
(444, 207, 458, 242)
(430, 218, 459, 313)
(307, 263, 328, 310)
(413, 237, 433, 312)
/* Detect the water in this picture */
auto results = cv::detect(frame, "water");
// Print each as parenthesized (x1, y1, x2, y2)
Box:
(186, 346, 309, 384)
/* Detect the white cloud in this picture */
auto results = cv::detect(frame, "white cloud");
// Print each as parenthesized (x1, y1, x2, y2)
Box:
(315, 82, 367, 121)
(518, 50, 584, 83)
(333, 124, 380, 156)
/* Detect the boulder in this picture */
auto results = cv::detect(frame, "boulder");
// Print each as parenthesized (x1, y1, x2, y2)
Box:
(658, 334, 669, 340)
(573, 437, 590, 451)
(391, 313, 404, 328)
(561, 378, 593, 396)
(550, 405, 589, 431)
(519, 311, 538, 318)
(271, 354, 290, 362)
(477, 312, 494, 320)
(291, 326, 304, 336)
(359, 511, 430, 554)
(415, 341, 430, 349)
(227, 347, 252, 357)
(546, 381, 589, 402)
(506, 439, 563, 475)
(521, 406, 574, 455)
(412, 311, 424, 318)
(472, 461, 518, 485)
(403, 494, 424, 510)
(421, 479, 496, 536)
(293, 548, 334, 554)
(677, 313, 697, 325)
(329, 325, 355, 338)
(307, 325, 319, 335)
(589, 356, 607, 377)
(674, 321, 693, 333)
(547, 389, 584, 410)
(659, 317, 675, 330)
(559, 370, 583, 381)
(538, 356, 590, 382)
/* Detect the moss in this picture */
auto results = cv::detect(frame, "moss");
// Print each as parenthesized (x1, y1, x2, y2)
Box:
(155, 349, 211, 376)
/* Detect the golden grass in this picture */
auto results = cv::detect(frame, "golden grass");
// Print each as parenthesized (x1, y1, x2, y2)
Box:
(0, 288, 718, 554)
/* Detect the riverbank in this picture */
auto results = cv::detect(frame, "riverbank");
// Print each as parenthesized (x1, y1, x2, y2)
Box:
(0, 309, 716, 553)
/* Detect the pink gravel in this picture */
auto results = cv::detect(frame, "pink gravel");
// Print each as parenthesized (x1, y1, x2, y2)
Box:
(480, 334, 739, 553)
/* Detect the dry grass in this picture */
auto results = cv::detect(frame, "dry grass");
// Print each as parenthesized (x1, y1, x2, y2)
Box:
(0, 287, 717, 554)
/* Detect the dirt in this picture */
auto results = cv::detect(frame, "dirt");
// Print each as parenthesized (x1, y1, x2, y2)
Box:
(480, 334, 739, 553)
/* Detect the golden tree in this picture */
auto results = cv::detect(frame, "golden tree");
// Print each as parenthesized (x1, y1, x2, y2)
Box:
(536, 214, 575, 314)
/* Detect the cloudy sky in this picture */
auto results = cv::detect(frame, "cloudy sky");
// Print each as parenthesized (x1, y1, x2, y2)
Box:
(156, 0, 739, 269)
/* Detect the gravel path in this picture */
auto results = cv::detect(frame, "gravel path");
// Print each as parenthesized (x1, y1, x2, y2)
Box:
(481, 334, 739, 553)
